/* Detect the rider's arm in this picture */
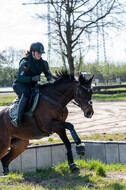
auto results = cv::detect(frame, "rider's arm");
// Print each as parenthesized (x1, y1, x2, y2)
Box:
(42, 60, 53, 81)
(16, 59, 31, 83)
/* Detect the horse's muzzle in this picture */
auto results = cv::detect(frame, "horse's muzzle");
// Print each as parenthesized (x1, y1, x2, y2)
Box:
(84, 110, 94, 118)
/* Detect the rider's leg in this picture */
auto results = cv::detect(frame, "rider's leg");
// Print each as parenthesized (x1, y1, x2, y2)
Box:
(14, 94, 28, 126)
(11, 83, 31, 127)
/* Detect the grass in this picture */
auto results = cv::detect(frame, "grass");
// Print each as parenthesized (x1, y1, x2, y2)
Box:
(92, 93, 126, 101)
(48, 137, 54, 142)
(0, 93, 17, 105)
(95, 87, 126, 92)
(80, 132, 126, 142)
(30, 132, 126, 146)
(1, 159, 126, 189)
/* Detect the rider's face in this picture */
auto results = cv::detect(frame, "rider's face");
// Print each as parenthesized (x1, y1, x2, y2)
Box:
(32, 51, 42, 60)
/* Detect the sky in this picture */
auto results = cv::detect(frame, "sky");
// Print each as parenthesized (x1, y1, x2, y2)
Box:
(0, 0, 48, 54)
(0, 0, 126, 64)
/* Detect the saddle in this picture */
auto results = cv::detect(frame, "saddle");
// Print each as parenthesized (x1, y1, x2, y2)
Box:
(9, 90, 39, 119)
(9, 85, 49, 139)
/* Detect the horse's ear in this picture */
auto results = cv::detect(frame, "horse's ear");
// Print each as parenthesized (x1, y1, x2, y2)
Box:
(79, 74, 83, 84)
(79, 74, 86, 84)
(89, 75, 94, 84)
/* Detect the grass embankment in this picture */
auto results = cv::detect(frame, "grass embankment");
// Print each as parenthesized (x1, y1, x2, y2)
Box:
(0, 159, 126, 190)
(81, 132, 126, 141)
(31, 132, 126, 146)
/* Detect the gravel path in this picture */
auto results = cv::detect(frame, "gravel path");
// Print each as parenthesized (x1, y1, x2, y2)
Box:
(67, 101, 126, 135)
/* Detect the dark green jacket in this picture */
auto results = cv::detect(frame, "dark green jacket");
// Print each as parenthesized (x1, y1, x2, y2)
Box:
(16, 53, 52, 84)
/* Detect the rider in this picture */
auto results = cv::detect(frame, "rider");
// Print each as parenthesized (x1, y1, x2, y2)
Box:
(11, 42, 53, 127)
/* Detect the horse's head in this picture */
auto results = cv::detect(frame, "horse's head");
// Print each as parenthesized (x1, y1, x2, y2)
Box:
(74, 74, 94, 118)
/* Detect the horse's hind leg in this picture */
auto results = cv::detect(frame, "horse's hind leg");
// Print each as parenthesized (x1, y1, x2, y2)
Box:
(1, 138, 29, 174)
(0, 141, 10, 175)
(0, 124, 11, 174)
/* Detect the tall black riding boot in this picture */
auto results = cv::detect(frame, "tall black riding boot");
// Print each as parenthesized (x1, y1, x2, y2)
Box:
(11, 95, 28, 127)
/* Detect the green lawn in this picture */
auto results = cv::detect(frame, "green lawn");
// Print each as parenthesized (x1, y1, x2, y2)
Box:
(0, 159, 126, 190)
(0, 93, 17, 105)
(92, 93, 126, 101)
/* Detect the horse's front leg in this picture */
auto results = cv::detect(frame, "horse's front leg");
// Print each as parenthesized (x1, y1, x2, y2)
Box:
(48, 120, 84, 173)
(58, 129, 80, 173)
(65, 122, 85, 156)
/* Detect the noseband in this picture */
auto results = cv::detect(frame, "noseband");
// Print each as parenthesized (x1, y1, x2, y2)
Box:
(73, 84, 93, 113)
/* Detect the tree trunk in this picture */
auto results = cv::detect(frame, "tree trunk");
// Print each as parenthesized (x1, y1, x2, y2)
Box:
(66, 1, 74, 75)
(67, 51, 74, 75)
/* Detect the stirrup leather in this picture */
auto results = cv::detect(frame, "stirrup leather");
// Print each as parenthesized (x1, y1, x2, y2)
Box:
(11, 117, 21, 127)
(11, 118, 18, 127)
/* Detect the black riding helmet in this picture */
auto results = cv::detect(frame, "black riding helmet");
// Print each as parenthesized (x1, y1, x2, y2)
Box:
(30, 42, 45, 53)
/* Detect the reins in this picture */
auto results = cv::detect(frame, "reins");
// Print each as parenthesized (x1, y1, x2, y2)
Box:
(41, 95, 67, 120)
(40, 83, 69, 120)
(39, 81, 93, 120)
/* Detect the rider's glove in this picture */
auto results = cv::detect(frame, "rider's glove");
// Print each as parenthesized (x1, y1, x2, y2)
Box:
(49, 78, 55, 83)
(32, 75, 40, 81)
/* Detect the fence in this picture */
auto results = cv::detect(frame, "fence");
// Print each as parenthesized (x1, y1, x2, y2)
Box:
(0, 87, 13, 93)
(0, 85, 126, 95)
(93, 85, 126, 94)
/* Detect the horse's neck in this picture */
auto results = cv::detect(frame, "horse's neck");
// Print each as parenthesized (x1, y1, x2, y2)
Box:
(40, 81, 77, 107)
(53, 81, 77, 106)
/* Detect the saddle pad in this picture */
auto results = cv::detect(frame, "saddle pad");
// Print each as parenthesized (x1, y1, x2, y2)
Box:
(9, 103, 18, 118)
(9, 93, 39, 119)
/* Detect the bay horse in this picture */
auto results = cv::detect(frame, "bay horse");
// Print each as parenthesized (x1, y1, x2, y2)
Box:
(0, 70, 94, 174)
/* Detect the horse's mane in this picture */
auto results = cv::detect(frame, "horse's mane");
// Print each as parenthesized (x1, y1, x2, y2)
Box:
(39, 69, 92, 90)
(39, 70, 76, 90)
(54, 70, 75, 82)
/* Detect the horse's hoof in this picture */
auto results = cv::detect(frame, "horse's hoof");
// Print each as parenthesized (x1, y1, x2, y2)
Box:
(3, 171, 9, 175)
(3, 167, 9, 175)
(70, 163, 80, 173)
(76, 143, 85, 156)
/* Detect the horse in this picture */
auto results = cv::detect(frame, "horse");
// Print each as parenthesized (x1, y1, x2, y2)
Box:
(0, 70, 94, 174)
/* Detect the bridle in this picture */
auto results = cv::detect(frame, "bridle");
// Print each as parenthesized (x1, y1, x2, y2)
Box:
(72, 83, 93, 113)
(40, 82, 93, 119)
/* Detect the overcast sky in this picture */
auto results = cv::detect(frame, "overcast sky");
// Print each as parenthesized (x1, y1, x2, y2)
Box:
(0, 0, 126, 64)
(0, 0, 47, 51)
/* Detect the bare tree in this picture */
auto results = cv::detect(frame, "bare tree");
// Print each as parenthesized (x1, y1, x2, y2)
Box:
(23, 0, 126, 74)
